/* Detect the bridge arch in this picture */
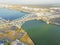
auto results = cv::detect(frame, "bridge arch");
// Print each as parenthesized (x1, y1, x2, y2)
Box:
(10, 13, 60, 28)
(10, 13, 40, 28)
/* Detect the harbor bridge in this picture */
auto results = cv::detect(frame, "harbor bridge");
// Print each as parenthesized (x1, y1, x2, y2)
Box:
(0, 4, 60, 28)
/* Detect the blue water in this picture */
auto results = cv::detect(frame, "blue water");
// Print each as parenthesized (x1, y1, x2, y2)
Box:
(0, 8, 60, 45)
(0, 8, 28, 21)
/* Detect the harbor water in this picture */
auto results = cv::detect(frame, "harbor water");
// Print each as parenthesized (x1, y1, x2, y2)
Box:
(0, 8, 60, 45)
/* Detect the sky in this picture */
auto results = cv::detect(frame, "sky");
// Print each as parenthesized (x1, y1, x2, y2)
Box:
(0, 0, 60, 5)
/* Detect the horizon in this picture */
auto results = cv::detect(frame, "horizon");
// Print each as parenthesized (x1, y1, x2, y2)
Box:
(0, 0, 60, 5)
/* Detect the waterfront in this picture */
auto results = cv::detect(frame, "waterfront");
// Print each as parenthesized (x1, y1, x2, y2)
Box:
(0, 8, 60, 45)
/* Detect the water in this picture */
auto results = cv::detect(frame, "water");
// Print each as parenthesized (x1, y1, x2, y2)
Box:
(0, 8, 60, 45)
(0, 8, 28, 21)
(22, 20, 60, 45)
